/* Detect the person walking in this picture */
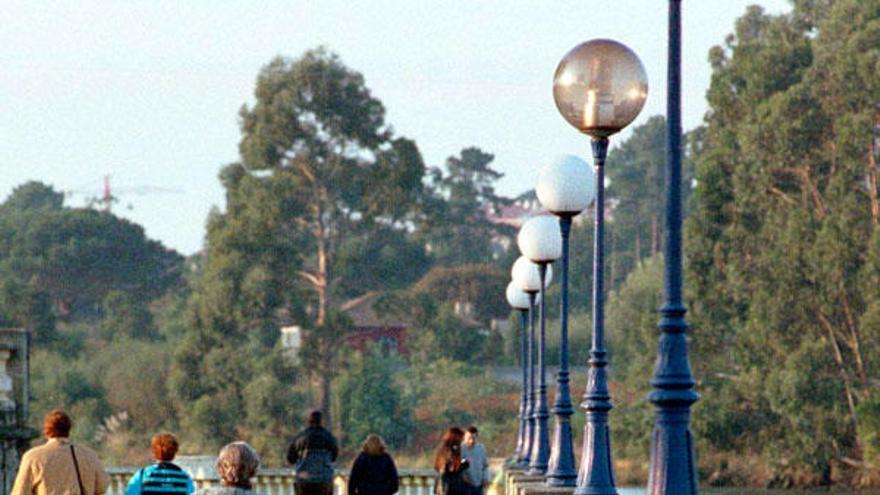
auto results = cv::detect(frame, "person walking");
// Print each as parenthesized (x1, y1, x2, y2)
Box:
(460, 427, 489, 495)
(287, 410, 339, 495)
(125, 432, 195, 495)
(194, 442, 260, 495)
(433, 427, 469, 495)
(11, 409, 109, 495)
(347, 434, 399, 495)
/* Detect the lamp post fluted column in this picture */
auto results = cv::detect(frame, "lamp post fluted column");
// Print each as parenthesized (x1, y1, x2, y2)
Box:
(514, 255, 552, 470)
(647, 2, 699, 494)
(524, 291, 538, 465)
(507, 281, 533, 467)
(516, 308, 530, 466)
(546, 214, 576, 486)
(528, 264, 551, 475)
(575, 138, 616, 495)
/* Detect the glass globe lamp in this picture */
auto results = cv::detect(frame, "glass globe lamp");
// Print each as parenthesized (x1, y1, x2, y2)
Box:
(553, 39, 648, 138)
(512, 256, 553, 293)
(517, 215, 562, 263)
(536, 155, 596, 215)
(506, 282, 531, 310)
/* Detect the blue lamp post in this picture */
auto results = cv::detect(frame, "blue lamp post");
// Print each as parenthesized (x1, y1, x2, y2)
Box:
(536, 155, 596, 487)
(506, 281, 532, 467)
(512, 256, 549, 469)
(553, 39, 648, 495)
(647, 2, 699, 494)
(513, 253, 555, 476)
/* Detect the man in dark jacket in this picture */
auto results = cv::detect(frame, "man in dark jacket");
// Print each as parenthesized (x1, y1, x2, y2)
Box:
(287, 410, 339, 495)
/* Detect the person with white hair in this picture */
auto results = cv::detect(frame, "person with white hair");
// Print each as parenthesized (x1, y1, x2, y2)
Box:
(195, 442, 260, 495)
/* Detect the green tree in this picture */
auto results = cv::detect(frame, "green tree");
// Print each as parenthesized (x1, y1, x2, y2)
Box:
(685, 2, 880, 483)
(101, 290, 157, 340)
(0, 181, 64, 212)
(410, 264, 508, 323)
(419, 147, 512, 265)
(337, 347, 414, 448)
(169, 164, 305, 452)
(236, 48, 426, 421)
(0, 183, 183, 317)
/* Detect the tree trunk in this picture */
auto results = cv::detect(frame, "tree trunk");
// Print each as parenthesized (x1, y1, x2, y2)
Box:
(313, 206, 332, 423)
(319, 371, 332, 429)
(839, 287, 868, 390)
(817, 310, 861, 449)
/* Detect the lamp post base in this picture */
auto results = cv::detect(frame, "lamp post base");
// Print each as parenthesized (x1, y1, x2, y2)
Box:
(545, 416, 577, 487)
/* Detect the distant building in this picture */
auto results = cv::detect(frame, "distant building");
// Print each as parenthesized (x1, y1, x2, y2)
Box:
(278, 293, 411, 359)
(486, 189, 610, 230)
(340, 292, 410, 355)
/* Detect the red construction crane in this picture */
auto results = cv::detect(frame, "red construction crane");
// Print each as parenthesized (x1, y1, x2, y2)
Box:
(65, 175, 184, 212)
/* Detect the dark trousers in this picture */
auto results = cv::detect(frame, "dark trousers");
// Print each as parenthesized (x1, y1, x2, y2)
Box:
(466, 485, 483, 495)
(295, 482, 334, 495)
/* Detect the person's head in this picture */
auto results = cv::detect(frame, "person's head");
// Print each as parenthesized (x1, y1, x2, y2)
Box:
(442, 426, 465, 447)
(43, 409, 72, 439)
(464, 426, 478, 448)
(151, 432, 180, 461)
(307, 410, 323, 428)
(216, 441, 260, 488)
(434, 427, 465, 472)
(362, 434, 387, 456)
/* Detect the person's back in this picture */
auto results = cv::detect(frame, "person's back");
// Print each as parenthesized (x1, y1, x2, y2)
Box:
(125, 433, 194, 495)
(287, 411, 338, 495)
(348, 435, 398, 495)
(12, 410, 109, 495)
(126, 461, 193, 495)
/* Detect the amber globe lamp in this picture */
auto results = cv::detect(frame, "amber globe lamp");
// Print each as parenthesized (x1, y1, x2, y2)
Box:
(552, 39, 648, 138)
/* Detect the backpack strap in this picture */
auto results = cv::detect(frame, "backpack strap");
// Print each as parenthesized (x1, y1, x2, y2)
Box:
(70, 444, 86, 495)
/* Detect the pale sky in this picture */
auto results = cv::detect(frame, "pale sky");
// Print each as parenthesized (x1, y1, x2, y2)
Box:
(1, 0, 791, 255)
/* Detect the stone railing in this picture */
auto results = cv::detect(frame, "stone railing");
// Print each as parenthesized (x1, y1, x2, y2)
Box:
(106, 467, 438, 495)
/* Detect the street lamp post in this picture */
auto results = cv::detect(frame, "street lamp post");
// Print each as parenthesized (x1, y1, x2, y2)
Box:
(536, 155, 596, 487)
(553, 39, 648, 495)
(512, 256, 551, 470)
(513, 253, 555, 476)
(647, 2, 699, 494)
(506, 282, 532, 467)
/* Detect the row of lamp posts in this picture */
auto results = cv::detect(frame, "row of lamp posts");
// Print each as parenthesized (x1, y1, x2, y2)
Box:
(506, 2, 698, 494)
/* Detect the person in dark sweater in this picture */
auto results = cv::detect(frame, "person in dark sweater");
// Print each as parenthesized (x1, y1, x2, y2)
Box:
(287, 410, 339, 495)
(347, 435, 399, 495)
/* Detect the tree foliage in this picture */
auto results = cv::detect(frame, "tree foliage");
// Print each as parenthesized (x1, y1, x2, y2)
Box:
(418, 147, 512, 265)
(684, 1, 880, 483)
(0, 182, 183, 318)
